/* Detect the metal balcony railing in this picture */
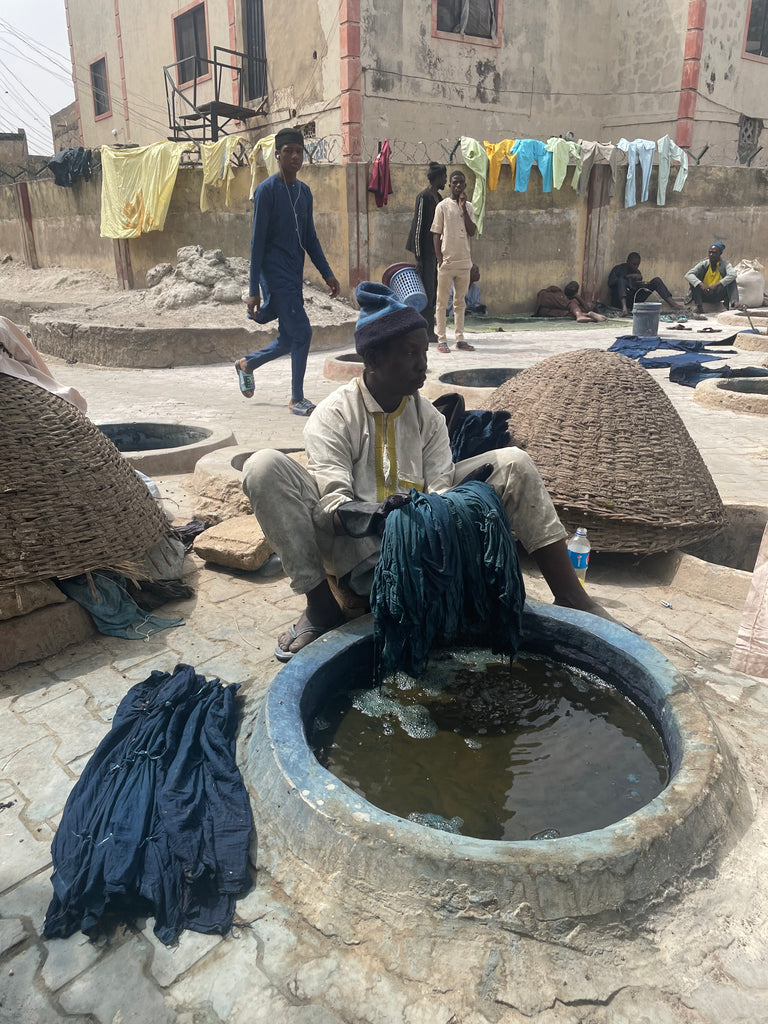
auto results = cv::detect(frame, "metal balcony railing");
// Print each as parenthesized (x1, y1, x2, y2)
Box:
(164, 46, 267, 143)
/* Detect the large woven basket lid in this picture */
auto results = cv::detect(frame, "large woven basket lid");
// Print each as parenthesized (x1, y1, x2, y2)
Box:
(1, 376, 170, 588)
(486, 349, 726, 553)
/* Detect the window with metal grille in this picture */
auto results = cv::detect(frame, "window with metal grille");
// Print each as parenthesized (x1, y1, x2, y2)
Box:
(90, 57, 110, 118)
(435, 0, 497, 40)
(746, 0, 768, 58)
(174, 4, 209, 85)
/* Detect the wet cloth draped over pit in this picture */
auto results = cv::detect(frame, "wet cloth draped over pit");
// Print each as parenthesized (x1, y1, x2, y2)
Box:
(43, 664, 253, 945)
(200, 135, 245, 211)
(371, 481, 525, 680)
(57, 570, 183, 639)
(100, 141, 195, 238)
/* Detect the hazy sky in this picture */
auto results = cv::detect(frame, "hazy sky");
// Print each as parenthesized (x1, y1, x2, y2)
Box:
(0, 0, 75, 153)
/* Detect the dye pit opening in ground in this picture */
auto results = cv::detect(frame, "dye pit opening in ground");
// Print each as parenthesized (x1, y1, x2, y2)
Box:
(310, 647, 669, 842)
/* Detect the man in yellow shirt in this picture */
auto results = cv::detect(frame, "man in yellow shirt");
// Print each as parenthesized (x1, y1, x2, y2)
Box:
(685, 242, 739, 315)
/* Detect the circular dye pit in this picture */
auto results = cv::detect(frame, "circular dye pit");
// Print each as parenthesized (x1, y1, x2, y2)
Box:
(439, 368, 520, 390)
(98, 421, 235, 473)
(246, 602, 747, 935)
(311, 648, 668, 842)
(695, 376, 768, 415)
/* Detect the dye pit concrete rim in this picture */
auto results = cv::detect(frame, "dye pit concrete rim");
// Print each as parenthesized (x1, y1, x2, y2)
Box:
(246, 601, 746, 933)
(97, 420, 235, 473)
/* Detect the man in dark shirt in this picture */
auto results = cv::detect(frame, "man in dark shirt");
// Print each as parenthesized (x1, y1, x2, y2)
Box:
(406, 161, 447, 344)
(235, 126, 340, 416)
(608, 252, 681, 317)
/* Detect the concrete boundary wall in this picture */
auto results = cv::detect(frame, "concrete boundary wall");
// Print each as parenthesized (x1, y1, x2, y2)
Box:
(0, 164, 766, 314)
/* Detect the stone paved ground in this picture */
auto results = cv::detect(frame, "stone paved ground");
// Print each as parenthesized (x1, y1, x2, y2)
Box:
(1, 317, 768, 1023)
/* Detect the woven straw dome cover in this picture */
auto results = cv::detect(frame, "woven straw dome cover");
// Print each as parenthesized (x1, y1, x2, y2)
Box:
(486, 349, 726, 553)
(1, 376, 170, 588)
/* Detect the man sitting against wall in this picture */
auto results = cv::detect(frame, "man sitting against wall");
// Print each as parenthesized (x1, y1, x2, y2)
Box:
(685, 242, 740, 316)
(608, 252, 681, 317)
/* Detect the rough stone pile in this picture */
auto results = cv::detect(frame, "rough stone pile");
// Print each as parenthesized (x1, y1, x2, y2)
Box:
(145, 246, 248, 309)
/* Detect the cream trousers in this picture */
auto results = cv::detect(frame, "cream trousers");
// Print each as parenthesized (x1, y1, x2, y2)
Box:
(436, 264, 471, 346)
(242, 447, 567, 596)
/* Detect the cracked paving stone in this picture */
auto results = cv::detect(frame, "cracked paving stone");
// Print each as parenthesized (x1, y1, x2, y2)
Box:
(1, 946, 90, 1024)
(58, 663, 136, 712)
(58, 936, 175, 1024)
(42, 934, 104, 991)
(0, 917, 27, 956)
(5, 736, 79, 823)
(0, 709, 49, 763)
(22, 689, 106, 766)
(141, 923, 223, 988)
(0, 793, 54, 889)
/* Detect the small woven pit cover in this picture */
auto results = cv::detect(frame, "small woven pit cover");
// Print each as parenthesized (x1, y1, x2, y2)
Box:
(485, 349, 726, 553)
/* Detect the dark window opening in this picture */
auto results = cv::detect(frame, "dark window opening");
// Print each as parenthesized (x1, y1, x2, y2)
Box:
(90, 57, 110, 117)
(436, 0, 497, 40)
(175, 4, 209, 85)
(243, 0, 268, 100)
(746, 0, 768, 58)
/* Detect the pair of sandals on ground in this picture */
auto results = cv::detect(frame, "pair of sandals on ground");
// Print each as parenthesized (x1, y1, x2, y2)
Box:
(436, 340, 474, 353)
(234, 362, 315, 416)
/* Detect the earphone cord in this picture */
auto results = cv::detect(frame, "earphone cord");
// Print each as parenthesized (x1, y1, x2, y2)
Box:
(282, 174, 306, 254)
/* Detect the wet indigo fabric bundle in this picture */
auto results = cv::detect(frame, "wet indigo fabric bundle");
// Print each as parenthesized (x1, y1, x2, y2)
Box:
(371, 481, 526, 680)
(44, 664, 253, 945)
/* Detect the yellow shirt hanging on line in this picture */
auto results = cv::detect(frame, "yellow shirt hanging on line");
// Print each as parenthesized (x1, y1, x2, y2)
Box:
(100, 141, 195, 239)
(200, 136, 245, 211)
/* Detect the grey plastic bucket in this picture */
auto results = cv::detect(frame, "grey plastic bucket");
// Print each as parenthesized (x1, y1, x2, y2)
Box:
(632, 301, 662, 336)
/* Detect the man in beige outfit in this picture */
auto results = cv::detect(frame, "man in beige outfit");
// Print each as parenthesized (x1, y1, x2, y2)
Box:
(431, 170, 477, 353)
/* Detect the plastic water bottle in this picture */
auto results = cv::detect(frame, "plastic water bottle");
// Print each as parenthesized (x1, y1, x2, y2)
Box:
(567, 527, 590, 585)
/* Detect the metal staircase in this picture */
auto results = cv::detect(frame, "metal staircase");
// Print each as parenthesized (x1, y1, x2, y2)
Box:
(164, 46, 267, 143)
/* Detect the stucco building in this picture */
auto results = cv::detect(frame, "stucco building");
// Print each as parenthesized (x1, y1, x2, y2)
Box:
(64, 0, 768, 168)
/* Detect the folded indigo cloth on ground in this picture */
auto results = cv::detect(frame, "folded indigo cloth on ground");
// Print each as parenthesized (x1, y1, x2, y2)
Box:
(371, 481, 525, 680)
(669, 364, 768, 388)
(58, 571, 183, 638)
(44, 664, 253, 945)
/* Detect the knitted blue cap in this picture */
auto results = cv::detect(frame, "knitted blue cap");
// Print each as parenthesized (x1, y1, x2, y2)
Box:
(711, 241, 725, 251)
(354, 282, 427, 354)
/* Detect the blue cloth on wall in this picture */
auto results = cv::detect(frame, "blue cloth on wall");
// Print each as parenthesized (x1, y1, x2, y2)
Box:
(44, 664, 253, 945)
(371, 481, 526, 680)
(511, 139, 553, 193)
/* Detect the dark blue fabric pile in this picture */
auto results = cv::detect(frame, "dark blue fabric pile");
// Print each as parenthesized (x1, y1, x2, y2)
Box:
(669, 364, 768, 388)
(448, 409, 511, 462)
(371, 481, 525, 680)
(44, 664, 253, 945)
(608, 334, 730, 369)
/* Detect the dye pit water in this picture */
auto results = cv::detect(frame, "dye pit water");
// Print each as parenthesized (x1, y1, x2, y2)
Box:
(310, 648, 668, 841)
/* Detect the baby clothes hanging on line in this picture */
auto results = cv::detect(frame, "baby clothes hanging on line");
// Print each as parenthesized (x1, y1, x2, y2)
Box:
(576, 141, 622, 198)
(483, 139, 516, 190)
(460, 136, 489, 233)
(248, 134, 277, 198)
(656, 134, 689, 205)
(510, 139, 553, 193)
(200, 136, 245, 212)
(616, 138, 656, 208)
(100, 141, 195, 239)
(545, 138, 582, 190)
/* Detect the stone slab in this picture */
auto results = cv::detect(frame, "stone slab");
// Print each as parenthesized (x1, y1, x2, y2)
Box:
(193, 516, 272, 571)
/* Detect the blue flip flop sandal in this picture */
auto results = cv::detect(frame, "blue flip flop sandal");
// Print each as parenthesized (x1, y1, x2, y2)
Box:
(235, 362, 255, 398)
(290, 398, 316, 416)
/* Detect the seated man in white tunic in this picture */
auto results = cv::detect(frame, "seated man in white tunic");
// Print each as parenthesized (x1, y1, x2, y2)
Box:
(242, 282, 612, 660)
